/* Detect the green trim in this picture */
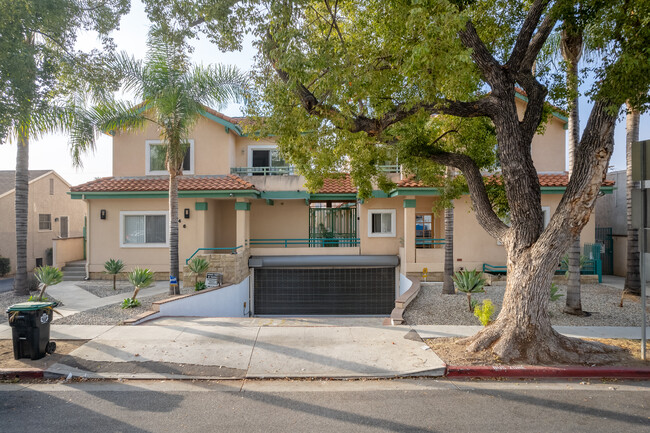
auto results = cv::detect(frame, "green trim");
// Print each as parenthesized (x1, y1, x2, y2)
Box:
(371, 190, 389, 198)
(389, 188, 441, 197)
(309, 193, 357, 201)
(403, 199, 417, 208)
(265, 199, 274, 206)
(195, 202, 208, 211)
(260, 191, 310, 200)
(199, 109, 243, 136)
(515, 92, 569, 123)
(235, 202, 251, 211)
(69, 190, 259, 199)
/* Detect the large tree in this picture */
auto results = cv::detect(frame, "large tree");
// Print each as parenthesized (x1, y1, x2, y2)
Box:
(624, 102, 641, 299)
(79, 26, 246, 295)
(0, 0, 129, 295)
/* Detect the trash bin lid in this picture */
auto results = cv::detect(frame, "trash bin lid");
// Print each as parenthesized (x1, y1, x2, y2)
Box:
(6, 301, 58, 312)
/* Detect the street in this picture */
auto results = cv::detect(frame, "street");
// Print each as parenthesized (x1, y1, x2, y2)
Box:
(1, 379, 648, 432)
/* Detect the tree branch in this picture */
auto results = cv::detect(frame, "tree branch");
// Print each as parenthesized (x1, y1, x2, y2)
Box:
(505, 0, 551, 71)
(521, 6, 558, 72)
(458, 21, 502, 87)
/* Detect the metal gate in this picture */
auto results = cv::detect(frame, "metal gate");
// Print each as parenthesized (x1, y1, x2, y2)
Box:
(309, 207, 357, 247)
(595, 227, 614, 275)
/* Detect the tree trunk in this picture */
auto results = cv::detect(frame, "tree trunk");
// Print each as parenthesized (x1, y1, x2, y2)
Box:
(443, 167, 455, 294)
(112, 274, 116, 291)
(13, 128, 30, 296)
(562, 28, 583, 315)
(462, 246, 620, 363)
(624, 103, 641, 297)
(169, 173, 180, 295)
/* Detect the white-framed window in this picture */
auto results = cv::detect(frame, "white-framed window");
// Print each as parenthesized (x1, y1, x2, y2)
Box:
(368, 209, 396, 237)
(247, 145, 287, 168)
(145, 139, 194, 175)
(38, 214, 51, 231)
(120, 211, 168, 248)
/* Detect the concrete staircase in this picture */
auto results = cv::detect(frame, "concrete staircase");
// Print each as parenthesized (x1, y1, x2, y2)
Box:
(62, 260, 86, 281)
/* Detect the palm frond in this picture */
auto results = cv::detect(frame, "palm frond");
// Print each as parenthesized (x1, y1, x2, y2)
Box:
(107, 51, 146, 96)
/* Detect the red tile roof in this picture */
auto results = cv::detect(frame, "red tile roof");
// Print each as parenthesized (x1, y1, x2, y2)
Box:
(318, 175, 357, 194)
(70, 175, 256, 192)
(397, 173, 614, 188)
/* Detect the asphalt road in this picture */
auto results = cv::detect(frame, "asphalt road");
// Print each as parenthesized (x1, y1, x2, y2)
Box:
(0, 278, 13, 293)
(1, 379, 648, 432)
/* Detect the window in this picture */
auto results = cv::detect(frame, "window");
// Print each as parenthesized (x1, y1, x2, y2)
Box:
(49, 178, 54, 195)
(120, 211, 168, 247)
(416, 214, 439, 248)
(146, 140, 194, 175)
(39, 214, 51, 231)
(368, 209, 396, 237)
(247, 145, 289, 174)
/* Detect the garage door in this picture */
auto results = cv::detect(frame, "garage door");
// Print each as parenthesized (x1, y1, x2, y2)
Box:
(253, 267, 395, 315)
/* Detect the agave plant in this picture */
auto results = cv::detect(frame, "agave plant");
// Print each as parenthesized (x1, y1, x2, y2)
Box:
(126, 267, 154, 303)
(187, 257, 209, 287)
(33, 266, 64, 301)
(104, 258, 125, 290)
(452, 269, 487, 312)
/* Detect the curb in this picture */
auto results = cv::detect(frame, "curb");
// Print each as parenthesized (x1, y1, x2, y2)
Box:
(1, 368, 44, 380)
(446, 365, 650, 379)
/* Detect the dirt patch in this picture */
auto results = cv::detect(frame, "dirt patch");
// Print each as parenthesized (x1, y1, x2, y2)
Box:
(426, 337, 650, 367)
(0, 339, 87, 370)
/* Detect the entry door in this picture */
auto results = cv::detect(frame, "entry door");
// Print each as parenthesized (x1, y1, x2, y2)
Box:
(252, 149, 271, 172)
(60, 216, 68, 238)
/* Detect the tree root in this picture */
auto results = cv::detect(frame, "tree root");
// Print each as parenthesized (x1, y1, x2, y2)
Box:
(459, 319, 624, 364)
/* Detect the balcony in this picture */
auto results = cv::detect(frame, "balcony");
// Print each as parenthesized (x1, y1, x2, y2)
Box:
(231, 166, 296, 176)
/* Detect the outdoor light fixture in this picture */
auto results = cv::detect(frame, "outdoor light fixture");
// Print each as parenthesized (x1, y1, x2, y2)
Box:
(100, 209, 106, 220)
(184, 208, 190, 219)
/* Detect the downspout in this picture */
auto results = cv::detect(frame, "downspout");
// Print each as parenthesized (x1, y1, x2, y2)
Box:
(84, 195, 90, 280)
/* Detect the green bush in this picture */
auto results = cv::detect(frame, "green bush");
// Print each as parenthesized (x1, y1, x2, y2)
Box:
(474, 299, 495, 326)
(550, 283, 564, 301)
(104, 258, 125, 290)
(195, 281, 207, 291)
(0, 257, 10, 277)
(33, 266, 64, 301)
(127, 267, 154, 301)
(121, 298, 141, 309)
(452, 269, 487, 312)
(187, 257, 209, 286)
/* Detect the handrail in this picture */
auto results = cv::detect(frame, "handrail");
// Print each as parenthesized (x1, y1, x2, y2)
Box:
(186, 246, 243, 264)
(230, 166, 296, 176)
(250, 238, 360, 247)
(415, 238, 445, 246)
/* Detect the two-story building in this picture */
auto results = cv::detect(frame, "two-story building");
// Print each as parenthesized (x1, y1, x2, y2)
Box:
(69, 99, 613, 316)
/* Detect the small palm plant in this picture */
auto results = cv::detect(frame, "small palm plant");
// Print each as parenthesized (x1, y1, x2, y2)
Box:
(104, 259, 125, 290)
(452, 269, 487, 312)
(33, 266, 64, 302)
(187, 257, 209, 289)
(123, 267, 154, 308)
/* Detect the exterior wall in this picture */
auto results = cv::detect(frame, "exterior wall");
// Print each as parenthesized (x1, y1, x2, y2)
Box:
(182, 250, 250, 287)
(613, 235, 626, 277)
(249, 199, 309, 242)
(52, 237, 84, 268)
(112, 116, 237, 177)
(215, 200, 237, 248)
(234, 136, 278, 168)
(359, 197, 404, 256)
(595, 170, 626, 235)
(0, 172, 85, 274)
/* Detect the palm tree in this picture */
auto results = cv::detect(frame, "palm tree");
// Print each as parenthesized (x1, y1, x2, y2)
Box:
(442, 166, 455, 294)
(187, 256, 210, 288)
(33, 265, 64, 301)
(624, 102, 641, 301)
(104, 259, 125, 291)
(560, 26, 586, 316)
(82, 29, 246, 296)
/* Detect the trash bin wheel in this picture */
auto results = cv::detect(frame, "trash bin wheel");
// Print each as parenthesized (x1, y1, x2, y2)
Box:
(46, 341, 56, 354)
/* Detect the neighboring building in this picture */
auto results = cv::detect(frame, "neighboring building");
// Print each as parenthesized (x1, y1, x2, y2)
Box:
(0, 170, 87, 274)
(70, 100, 612, 315)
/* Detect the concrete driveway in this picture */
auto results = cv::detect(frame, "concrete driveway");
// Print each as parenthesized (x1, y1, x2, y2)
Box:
(0, 278, 13, 293)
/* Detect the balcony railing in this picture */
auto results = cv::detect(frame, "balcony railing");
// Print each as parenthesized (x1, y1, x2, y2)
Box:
(231, 166, 296, 176)
(377, 164, 401, 173)
(250, 238, 360, 248)
(416, 238, 445, 248)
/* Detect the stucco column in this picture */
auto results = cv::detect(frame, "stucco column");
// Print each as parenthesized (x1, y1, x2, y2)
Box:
(403, 196, 416, 273)
(235, 199, 251, 252)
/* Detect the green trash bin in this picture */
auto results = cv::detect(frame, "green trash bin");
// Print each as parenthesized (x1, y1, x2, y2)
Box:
(7, 301, 57, 360)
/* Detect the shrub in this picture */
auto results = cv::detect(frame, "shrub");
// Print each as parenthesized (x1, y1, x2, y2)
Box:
(121, 298, 141, 309)
(33, 266, 63, 301)
(474, 299, 495, 326)
(0, 257, 10, 277)
(195, 281, 207, 291)
(452, 269, 487, 312)
(550, 283, 564, 302)
(187, 257, 209, 286)
(104, 258, 125, 290)
(127, 267, 154, 301)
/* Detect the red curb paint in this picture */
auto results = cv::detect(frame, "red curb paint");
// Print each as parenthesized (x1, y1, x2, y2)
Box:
(446, 365, 650, 379)
(0, 369, 44, 379)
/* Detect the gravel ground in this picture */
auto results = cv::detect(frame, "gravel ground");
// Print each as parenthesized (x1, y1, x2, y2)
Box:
(76, 281, 135, 298)
(0, 291, 61, 324)
(54, 292, 172, 326)
(404, 282, 650, 327)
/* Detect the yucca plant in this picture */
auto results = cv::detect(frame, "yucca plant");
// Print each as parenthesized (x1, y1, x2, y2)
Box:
(33, 266, 64, 302)
(104, 258, 125, 290)
(124, 267, 154, 308)
(187, 257, 209, 287)
(452, 269, 487, 312)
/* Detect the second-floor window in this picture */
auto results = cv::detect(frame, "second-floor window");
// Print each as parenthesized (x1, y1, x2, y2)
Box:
(248, 145, 288, 174)
(39, 214, 51, 231)
(146, 140, 194, 175)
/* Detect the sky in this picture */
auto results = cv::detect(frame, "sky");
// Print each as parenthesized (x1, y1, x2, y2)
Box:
(0, 1, 648, 187)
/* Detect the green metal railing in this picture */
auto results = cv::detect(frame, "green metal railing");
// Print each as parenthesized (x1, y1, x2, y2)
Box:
(185, 246, 243, 264)
(309, 207, 357, 247)
(230, 166, 295, 176)
(250, 238, 360, 247)
(377, 164, 401, 173)
(416, 238, 445, 247)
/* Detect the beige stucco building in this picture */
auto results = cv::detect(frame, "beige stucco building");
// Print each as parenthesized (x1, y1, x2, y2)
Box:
(70, 100, 612, 315)
(0, 170, 87, 274)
